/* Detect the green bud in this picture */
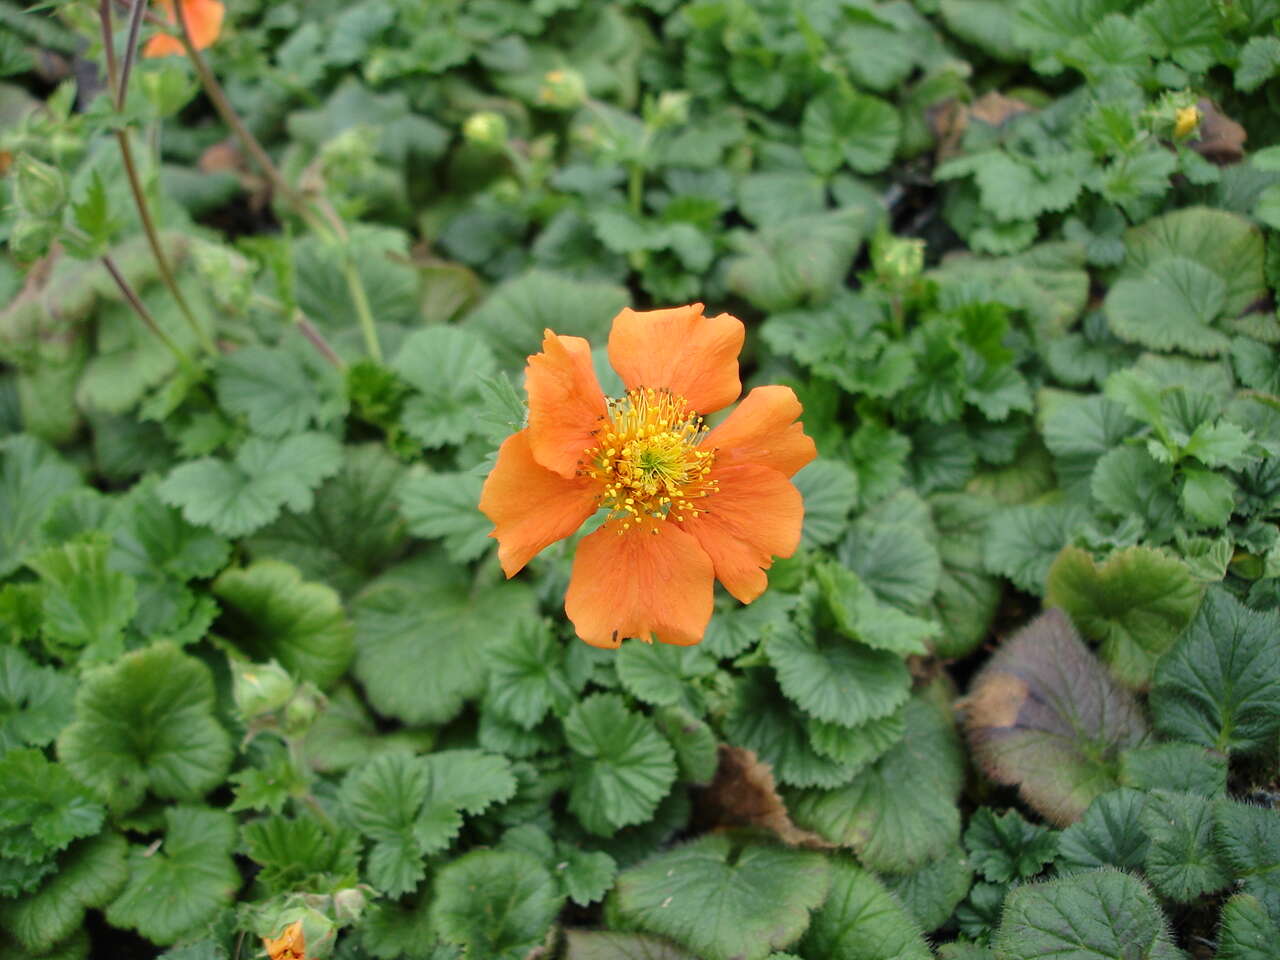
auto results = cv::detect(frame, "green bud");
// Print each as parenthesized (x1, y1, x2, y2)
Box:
(538, 68, 587, 110)
(8, 216, 56, 261)
(15, 154, 67, 218)
(332, 887, 369, 925)
(463, 111, 509, 148)
(872, 232, 925, 281)
(649, 90, 691, 129)
(232, 660, 295, 719)
(282, 683, 323, 736)
(491, 177, 522, 205)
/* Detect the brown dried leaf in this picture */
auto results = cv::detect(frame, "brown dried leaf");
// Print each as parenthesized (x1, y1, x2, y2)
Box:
(695, 745, 832, 849)
(930, 92, 1034, 163)
(1190, 98, 1246, 166)
(959, 609, 1149, 825)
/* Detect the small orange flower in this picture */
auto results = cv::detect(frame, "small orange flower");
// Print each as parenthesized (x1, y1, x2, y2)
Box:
(143, 0, 225, 59)
(479, 304, 816, 648)
(263, 920, 306, 960)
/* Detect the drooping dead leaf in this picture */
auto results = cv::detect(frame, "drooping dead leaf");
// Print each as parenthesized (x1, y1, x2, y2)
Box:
(930, 91, 1034, 163)
(1189, 98, 1246, 165)
(958, 608, 1148, 826)
(694, 745, 832, 849)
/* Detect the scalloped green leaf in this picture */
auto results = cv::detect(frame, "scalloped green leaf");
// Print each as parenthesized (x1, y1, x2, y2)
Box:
(611, 834, 830, 960)
(799, 857, 931, 960)
(0, 435, 84, 579)
(430, 849, 563, 960)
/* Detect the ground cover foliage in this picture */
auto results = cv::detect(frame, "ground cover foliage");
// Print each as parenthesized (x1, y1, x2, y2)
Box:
(0, 0, 1279, 957)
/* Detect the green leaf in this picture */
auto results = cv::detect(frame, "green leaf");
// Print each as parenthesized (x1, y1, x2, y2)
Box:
(1119, 743, 1227, 796)
(1106, 257, 1231, 356)
(1139, 790, 1229, 902)
(0, 833, 127, 954)
(926, 493, 1002, 658)
(341, 750, 517, 896)
(397, 467, 490, 564)
(724, 209, 872, 311)
(964, 808, 1058, 884)
(241, 814, 359, 895)
(1181, 468, 1236, 528)
(815, 562, 938, 656)
(215, 345, 334, 437)
(0, 749, 103, 863)
(736, 172, 826, 228)
(610, 834, 831, 960)
(838, 490, 941, 611)
(353, 555, 537, 725)
(304, 684, 434, 776)
(941, 150, 1090, 223)
(652, 706, 718, 786)
(394, 327, 498, 449)
(963, 609, 1149, 825)
(563, 694, 677, 836)
(1217, 894, 1280, 960)
(1090, 446, 1179, 538)
(212, 560, 354, 689)
(616, 642, 715, 712)
(57, 644, 233, 813)
(463, 269, 628, 369)
(883, 846, 974, 934)
(799, 857, 931, 960)
(0, 435, 83, 578)
(1215, 798, 1280, 923)
(486, 619, 577, 729)
(1150, 588, 1280, 754)
(27, 534, 136, 666)
(1046, 546, 1201, 689)
(993, 868, 1182, 960)
(562, 930, 698, 960)
(807, 710, 905, 773)
(245, 443, 408, 596)
(791, 685, 965, 873)
(158, 432, 343, 538)
(792, 460, 858, 550)
(1236, 36, 1280, 92)
(702, 591, 799, 659)
(0, 645, 75, 752)
(105, 807, 239, 946)
(801, 89, 900, 175)
(985, 502, 1091, 594)
(1041, 392, 1138, 494)
(430, 849, 563, 960)
(765, 615, 911, 727)
(1056, 788, 1150, 873)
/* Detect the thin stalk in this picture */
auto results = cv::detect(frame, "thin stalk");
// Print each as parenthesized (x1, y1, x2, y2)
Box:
(172, 2, 384, 362)
(343, 258, 382, 362)
(113, 128, 216, 355)
(296, 313, 344, 368)
(117, 0, 148, 111)
(101, 254, 196, 373)
(98, 0, 119, 100)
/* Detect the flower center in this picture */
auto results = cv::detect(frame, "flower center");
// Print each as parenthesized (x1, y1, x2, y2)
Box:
(584, 388, 717, 530)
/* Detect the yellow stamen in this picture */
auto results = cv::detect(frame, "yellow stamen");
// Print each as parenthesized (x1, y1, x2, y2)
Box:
(582, 387, 717, 531)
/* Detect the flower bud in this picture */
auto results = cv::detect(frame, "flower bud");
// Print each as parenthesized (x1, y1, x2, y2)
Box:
(282, 683, 323, 736)
(232, 660, 295, 719)
(15, 154, 67, 218)
(8, 215, 56, 261)
(463, 111, 509, 149)
(538, 68, 587, 110)
(332, 887, 368, 925)
(650, 90, 691, 129)
(872, 232, 925, 281)
(1173, 105, 1201, 140)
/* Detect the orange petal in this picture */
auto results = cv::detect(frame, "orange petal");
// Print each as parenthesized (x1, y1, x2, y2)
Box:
(702, 385, 816, 478)
(143, 0, 224, 57)
(683, 463, 803, 604)
(525, 330, 608, 479)
(607, 304, 745, 415)
(565, 520, 715, 648)
(479, 430, 601, 577)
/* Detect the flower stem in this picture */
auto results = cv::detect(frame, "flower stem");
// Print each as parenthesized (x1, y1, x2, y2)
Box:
(296, 313, 344, 369)
(116, 0, 148, 111)
(101, 254, 196, 374)
(171, 2, 384, 362)
(98, 0, 119, 99)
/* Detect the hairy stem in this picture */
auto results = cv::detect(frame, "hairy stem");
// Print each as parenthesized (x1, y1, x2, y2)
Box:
(101, 254, 195, 373)
(117, 0, 148, 110)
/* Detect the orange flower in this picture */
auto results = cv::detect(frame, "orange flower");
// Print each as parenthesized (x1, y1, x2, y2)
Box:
(143, 0, 225, 59)
(263, 920, 306, 960)
(479, 304, 816, 648)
